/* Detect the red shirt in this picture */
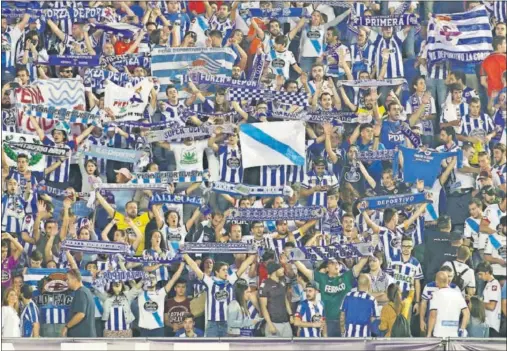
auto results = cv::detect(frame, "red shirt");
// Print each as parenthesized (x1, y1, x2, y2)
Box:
(258, 262, 268, 286)
(480, 53, 507, 96)
(114, 40, 138, 55)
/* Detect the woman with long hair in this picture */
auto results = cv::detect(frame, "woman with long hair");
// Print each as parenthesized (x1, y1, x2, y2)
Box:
(98, 277, 143, 338)
(2, 287, 20, 337)
(467, 296, 489, 337)
(79, 158, 103, 193)
(227, 278, 262, 337)
(142, 230, 172, 285)
(379, 283, 411, 337)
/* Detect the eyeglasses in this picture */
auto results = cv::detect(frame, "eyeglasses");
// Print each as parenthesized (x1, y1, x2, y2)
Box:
(62, 70, 73, 73)
(402, 245, 413, 249)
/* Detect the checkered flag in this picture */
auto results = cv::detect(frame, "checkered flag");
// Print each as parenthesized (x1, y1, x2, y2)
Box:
(228, 88, 309, 107)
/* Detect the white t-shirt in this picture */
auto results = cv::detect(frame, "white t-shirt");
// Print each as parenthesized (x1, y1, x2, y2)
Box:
(138, 288, 167, 330)
(483, 204, 506, 232)
(1, 306, 20, 337)
(267, 49, 296, 80)
(429, 287, 467, 337)
(441, 260, 476, 295)
(484, 233, 507, 277)
(483, 279, 502, 332)
(171, 140, 208, 172)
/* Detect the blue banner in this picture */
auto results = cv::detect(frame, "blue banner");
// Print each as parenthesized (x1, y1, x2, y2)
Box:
(358, 192, 429, 211)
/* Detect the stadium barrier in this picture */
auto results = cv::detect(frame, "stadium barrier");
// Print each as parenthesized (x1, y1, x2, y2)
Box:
(1, 337, 505, 350)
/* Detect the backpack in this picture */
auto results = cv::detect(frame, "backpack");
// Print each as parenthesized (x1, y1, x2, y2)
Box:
(451, 261, 469, 292)
(389, 305, 412, 337)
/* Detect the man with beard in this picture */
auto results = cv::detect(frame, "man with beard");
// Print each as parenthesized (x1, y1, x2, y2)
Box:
(294, 256, 369, 337)
(348, 122, 385, 181)
(95, 191, 162, 256)
(264, 219, 317, 260)
(294, 281, 327, 337)
(380, 101, 411, 150)
(492, 144, 506, 187)
(301, 157, 339, 207)
(2, 152, 44, 191)
(251, 17, 305, 52)
(350, 27, 376, 79)
(319, 27, 351, 80)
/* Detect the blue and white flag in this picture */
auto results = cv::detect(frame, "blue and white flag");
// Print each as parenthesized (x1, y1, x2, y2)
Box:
(151, 47, 237, 100)
(426, 6, 493, 66)
(100, 53, 151, 71)
(239, 121, 306, 168)
(25, 268, 93, 302)
(90, 23, 142, 38)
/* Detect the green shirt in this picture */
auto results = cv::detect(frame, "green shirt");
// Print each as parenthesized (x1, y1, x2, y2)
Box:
(314, 270, 354, 320)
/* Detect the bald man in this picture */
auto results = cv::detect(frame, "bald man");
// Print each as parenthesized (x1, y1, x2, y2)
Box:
(340, 274, 379, 337)
(427, 271, 470, 337)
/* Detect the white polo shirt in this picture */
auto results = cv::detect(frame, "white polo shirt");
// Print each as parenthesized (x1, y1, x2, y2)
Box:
(483, 279, 502, 333)
(429, 287, 468, 337)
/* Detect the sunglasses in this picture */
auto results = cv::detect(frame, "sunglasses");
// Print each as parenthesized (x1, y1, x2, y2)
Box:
(62, 70, 73, 73)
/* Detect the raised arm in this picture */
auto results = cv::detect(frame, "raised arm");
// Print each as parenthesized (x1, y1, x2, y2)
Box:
(361, 209, 381, 234)
(236, 254, 257, 277)
(46, 19, 66, 42)
(183, 253, 204, 280)
(95, 191, 115, 217)
(28, 116, 46, 141)
(164, 262, 185, 293)
(294, 260, 313, 281)
(101, 219, 118, 241)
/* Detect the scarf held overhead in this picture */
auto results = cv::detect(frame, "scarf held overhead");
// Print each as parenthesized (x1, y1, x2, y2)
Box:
(228, 206, 325, 221)
(60, 240, 131, 255)
(211, 181, 293, 197)
(22, 103, 103, 126)
(146, 124, 236, 143)
(7, 142, 70, 157)
(131, 170, 209, 184)
(358, 192, 430, 212)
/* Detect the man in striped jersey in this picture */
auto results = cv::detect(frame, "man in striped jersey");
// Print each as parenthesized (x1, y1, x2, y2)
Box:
(182, 253, 257, 337)
(1, 13, 30, 85)
(20, 284, 40, 338)
(1, 177, 29, 233)
(29, 117, 95, 189)
(294, 281, 326, 337)
(340, 274, 378, 337)
(492, 143, 506, 187)
(265, 219, 317, 260)
(2, 152, 44, 192)
(369, 25, 411, 79)
(457, 98, 496, 163)
(440, 84, 469, 133)
(301, 157, 338, 207)
(203, 0, 239, 45)
(208, 131, 243, 184)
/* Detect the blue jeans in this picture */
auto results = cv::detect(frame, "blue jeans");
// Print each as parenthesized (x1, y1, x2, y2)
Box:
(326, 319, 341, 337)
(139, 327, 165, 337)
(299, 57, 317, 75)
(426, 78, 447, 115)
(206, 320, 228, 337)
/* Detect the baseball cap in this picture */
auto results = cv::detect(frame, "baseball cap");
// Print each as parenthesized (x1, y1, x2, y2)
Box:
(478, 171, 491, 180)
(114, 168, 133, 180)
(449, 231, 463, 241)
(313, 157, 326, 166)
(305, 281, 319, 290)
(267, 262, 282, 275)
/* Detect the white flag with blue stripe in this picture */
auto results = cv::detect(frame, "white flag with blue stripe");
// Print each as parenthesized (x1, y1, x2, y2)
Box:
(151, 47, 237, 100)
(239, 121, 306, 169)
(426, 6, 493, 66)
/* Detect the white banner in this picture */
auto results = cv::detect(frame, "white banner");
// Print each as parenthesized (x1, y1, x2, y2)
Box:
(2, 132, 47, 172)
(239, 121, 306, 169)
(104, 79, 153, 121)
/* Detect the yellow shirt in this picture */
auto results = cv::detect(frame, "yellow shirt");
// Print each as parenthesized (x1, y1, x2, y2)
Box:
(357, 105, 385, 119)
(114, 212, 151, 256)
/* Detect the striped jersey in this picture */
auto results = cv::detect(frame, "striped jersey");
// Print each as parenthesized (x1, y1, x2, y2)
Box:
(160, 224, 186, 255)
(377, 226, 403, 263)
(350, 42, 375, 78)
(138, 289, 166, 330)
(265, 231, 303, 259)
(218, 145, 243, 183)
(2, 107, 18, 133)
(302, 170, 338, 207)
(105, 296, 130, 331)
(405, 93, 436, 136)
(296, 299, 325, 337)
(341, 291, 378, 337)
(20, 300, 40, 337)
(372, 31, 406, 78)
(2, 26, 24, 71)
(493, 163, 506, 185)
(208, 15, 235, 45)
(260, 165, 290, 186)
(142, 249, 170, 283)
(420, 40, 448, 80)
(20, 214, 38, 256)
(42, 136, 77, 183)
(202, 273, 238, 322)
(159, 100, 187, 128)
(1, 194, 27, 233)
(84, 135, 108, 175)
(459, 114, 495, 153)
(387, 256, 424, 297)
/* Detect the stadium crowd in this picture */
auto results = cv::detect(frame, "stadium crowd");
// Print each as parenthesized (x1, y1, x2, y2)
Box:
(1, 0, 507, 341)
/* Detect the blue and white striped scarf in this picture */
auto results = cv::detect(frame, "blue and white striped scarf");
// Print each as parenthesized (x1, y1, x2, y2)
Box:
(131, 170, 208, 184)
(22, 103, 103, 126)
